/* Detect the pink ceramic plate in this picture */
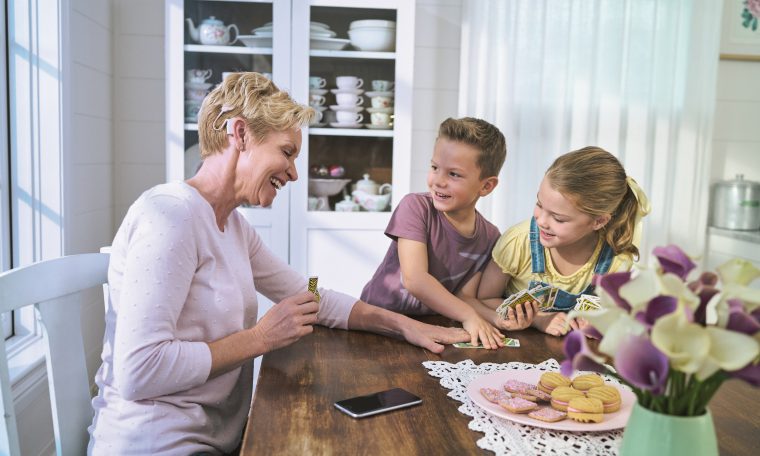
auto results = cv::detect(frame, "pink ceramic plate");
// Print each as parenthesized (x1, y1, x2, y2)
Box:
(466, 368, 635, 432)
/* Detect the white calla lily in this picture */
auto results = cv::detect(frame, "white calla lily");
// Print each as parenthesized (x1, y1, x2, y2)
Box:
(651, 306, 710, 374)
(717, 258, 760, 287)
(619, 268, 661, 313)
(722, 284, 760, 313)
(567, 306, 626, 336)
(695, 327, 760, 380)
(597, 313, 648, 358)
(659, 273, 700, 312)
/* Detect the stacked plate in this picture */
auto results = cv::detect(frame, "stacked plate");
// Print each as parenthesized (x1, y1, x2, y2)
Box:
(348, 19, 396, 52)
(310, 22, 350, 50)
(239, 22, 274, 48)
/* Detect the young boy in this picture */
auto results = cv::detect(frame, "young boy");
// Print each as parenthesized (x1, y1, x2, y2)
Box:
(360, 117, 537, 349)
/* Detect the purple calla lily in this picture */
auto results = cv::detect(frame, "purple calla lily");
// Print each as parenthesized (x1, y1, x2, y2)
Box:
(726, 298, 760, 335)
(596, 271, 633, 312)
(636, 296, 678, 328)
(730, 362, 760, 386)
(614, 334, 669, 395)
(692, 286, 720, 326)
(653, 245, 697, 281)
(560, 331, 607, 377)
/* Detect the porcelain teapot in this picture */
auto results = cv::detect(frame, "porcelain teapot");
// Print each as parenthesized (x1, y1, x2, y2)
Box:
(355, 173, 390, 195)
(186, 16, 239, 45)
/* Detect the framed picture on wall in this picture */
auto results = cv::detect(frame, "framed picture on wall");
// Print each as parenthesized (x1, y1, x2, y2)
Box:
(720, 0, 760, 61)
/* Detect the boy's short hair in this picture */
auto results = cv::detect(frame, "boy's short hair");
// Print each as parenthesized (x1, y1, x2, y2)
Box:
(437, 117, 507, 178)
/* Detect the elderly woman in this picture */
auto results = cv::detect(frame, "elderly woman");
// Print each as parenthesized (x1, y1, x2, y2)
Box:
(87, 73, 468, 455)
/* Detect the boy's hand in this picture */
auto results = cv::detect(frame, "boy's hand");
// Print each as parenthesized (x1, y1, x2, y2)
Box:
(462, 314, 505, 349)
(497, 300, 539, 331)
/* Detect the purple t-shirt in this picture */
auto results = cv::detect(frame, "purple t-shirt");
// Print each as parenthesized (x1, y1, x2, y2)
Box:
(360, 192, 500, 315)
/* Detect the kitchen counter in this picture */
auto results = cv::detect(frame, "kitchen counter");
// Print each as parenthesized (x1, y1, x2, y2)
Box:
(708, 226, 760, 243)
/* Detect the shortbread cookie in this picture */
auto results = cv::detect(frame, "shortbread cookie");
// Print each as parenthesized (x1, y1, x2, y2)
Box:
(498, 397, 538, 414)
(480, 387, 511, 404)
(528, 406, 567, 423)
(567, 397, 604, 423)
(586, 386, 621, 413)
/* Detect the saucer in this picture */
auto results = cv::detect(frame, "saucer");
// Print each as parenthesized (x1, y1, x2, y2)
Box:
(365, 91, 394, 98)
(329, 105, 364, 113)
(185, 82, 213, 90)
(309, 122, 327, 128)
(365, 124, 393, 130)
(312, 105, 328, 112)
(367, 107, 394, 114)
(330, 88, 364, 95)
(330, 122, 363, 129)
(309, 89, 328, 96)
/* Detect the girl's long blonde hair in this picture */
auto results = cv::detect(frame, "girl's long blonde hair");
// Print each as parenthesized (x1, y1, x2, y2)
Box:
(546, 146, 644, 259)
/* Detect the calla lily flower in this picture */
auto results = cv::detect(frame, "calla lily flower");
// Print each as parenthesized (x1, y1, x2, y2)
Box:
(653, 245, 697, 280)
(694, 327, 760, 380)
(730, 362, 760, 386)
(560, 331, 607, 377)
(618, 268, 662, 314)
(717, 258, 760, 287)
(595, 271, 633, 312)
(725, 299, 760, 336)
(636, 296, 678, 328)
(614, 334, 669, 394)
(597, 312, 648, 358)
(651, 306, 710, 374)
(567, 306, 626, 337)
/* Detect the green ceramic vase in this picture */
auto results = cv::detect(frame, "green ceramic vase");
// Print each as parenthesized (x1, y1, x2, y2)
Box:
(619, 402, 718, 456)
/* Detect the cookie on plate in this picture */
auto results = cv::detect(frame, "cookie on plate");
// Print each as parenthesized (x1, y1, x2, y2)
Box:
(480, 387, 511, 404)
(550, 386, 585, 412)
(537, 372, 571, 394)
(528, 406, 567, 423)
(586, 385, 621, 413)
(572, 373, 605, 391)
(503, 379, 536, 395)
(567, 397, 604, 423)
(525, 388, 552, 402)
(498, 397, 539, 414)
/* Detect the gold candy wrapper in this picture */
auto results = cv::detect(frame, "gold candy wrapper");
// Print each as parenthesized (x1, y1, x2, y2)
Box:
(308, 275, 320, 302)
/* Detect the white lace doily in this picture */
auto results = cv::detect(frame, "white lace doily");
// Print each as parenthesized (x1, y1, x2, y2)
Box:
(423, 358, 623, 456)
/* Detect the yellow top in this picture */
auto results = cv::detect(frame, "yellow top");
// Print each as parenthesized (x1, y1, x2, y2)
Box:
(491, 219, 635, 297)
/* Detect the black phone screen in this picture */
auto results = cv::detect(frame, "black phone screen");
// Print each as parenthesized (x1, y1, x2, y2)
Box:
(334, 388, 422, 418)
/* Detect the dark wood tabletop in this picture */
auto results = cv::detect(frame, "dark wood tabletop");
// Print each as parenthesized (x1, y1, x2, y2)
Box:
(242, 316, 760, 455)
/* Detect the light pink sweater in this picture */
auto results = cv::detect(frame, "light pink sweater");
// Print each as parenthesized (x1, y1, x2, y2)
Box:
(88, 183, 356, 455)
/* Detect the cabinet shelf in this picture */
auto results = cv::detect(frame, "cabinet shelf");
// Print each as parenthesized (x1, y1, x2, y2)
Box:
(184, 44, 273, 55)
(309, 127, 393, 137)
(309, 49, 395, 59)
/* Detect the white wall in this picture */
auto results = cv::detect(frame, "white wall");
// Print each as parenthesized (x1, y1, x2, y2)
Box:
(710, 59, 760, 184)
(410, 0, 462, 192)
(113, 0, 166, 226)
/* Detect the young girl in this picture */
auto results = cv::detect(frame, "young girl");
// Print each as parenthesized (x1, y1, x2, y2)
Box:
(477, 146, 651, 336)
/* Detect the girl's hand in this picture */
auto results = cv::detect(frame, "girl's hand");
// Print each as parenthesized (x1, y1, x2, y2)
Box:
(497, 300, 539, 330)
(532, 311, 570, 337)
(462, 314, 505, 349)
(252, 291, 319, 353)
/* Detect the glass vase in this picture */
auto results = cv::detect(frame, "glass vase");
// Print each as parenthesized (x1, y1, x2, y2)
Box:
(619, 402, 718, 456)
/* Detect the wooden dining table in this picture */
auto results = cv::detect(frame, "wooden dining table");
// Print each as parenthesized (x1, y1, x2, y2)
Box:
(242, 316, 760, 455)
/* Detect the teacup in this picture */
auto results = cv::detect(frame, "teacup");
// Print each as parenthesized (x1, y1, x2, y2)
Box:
(309, 76, 327, 89)
(371, 96, 393, 108)
(371, 112, 392, 127)
(187, 69, 212, 83)
(335, 93, 363, 107)
(336, 76, 363, 89)
(309, 111, 324, 126)
(371, 80, 394, 92)
(336, 111, 363, 124)
(309, 94, 327, 106)
(307, 196, 327, 211)
(185, 101, 203, 121)
(185, 87, 208, 101)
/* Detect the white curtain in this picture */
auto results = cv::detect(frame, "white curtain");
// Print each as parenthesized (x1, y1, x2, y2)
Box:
(460, 0, 722, 261)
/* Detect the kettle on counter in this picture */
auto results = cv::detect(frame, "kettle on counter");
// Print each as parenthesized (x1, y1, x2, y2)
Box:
(710, 174, 760, 231)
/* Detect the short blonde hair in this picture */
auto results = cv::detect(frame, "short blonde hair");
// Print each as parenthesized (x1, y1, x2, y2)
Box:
(437, 117, 507, 179)
(198, 72, 314, 158)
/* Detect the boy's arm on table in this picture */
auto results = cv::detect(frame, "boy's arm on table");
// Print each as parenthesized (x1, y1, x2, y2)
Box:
(347, 301, 469, 354)
(398, 238, 504, 349)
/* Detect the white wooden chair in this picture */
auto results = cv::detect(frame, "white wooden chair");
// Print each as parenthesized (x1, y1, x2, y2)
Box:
(0, 252, 109, 456)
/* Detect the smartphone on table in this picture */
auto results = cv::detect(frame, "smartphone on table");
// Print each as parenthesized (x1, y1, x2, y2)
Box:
(334, 388, 422, 418)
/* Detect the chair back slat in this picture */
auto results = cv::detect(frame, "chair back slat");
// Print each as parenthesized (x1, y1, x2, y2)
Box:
(0, 253, 109, 455)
